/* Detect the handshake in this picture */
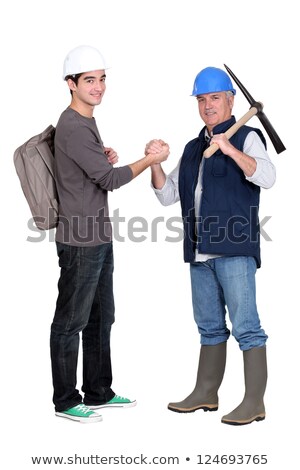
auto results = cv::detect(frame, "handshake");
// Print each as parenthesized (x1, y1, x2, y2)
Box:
(145, 139, 170, 165)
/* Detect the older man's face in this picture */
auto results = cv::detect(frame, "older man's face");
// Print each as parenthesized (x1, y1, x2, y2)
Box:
(196, 92, 234, 134)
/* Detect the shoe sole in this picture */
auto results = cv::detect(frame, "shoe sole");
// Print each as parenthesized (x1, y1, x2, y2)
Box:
(221, 414, 265, 426)
(168, 404, 218, 413)
(88, 400, 137, 410)
(55, 412, 103, 423)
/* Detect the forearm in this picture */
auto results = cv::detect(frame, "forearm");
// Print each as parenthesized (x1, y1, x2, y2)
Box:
(151, 164, 166, 189)
(128, 154, 158, 179)
(210, 132, 257, 177)
(228, 148, 257, 177)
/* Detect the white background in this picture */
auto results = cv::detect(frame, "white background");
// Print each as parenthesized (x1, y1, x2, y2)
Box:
(1, 0, 298, 468)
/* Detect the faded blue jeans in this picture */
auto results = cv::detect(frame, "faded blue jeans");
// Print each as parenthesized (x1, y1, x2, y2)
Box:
(50, 242, 115, 412)
(190, 256, 268, 350)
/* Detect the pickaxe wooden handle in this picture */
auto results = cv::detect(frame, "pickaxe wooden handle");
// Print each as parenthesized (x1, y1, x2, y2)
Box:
(203, 105, 260, 158)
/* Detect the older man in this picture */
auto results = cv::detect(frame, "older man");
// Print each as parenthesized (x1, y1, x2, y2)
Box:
(148, 66, 276, 425)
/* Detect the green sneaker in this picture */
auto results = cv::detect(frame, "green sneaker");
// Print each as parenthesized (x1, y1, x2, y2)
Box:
(88, 395, 137, 409)
(55, 404, 103, 423)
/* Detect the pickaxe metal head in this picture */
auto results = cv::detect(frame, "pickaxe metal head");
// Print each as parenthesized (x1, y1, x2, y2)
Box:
(224, 64, 286, 154)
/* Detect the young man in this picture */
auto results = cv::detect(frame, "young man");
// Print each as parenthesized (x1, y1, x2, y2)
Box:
(51, 45, 169, 423)
(147, 67, 276, 425)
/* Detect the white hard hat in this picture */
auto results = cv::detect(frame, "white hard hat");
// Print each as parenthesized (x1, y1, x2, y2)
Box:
(63, 45, 109, 80)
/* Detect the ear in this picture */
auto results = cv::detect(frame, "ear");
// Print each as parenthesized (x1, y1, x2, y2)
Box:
(67, 78, 77, 93)
(229, 95, 234, 110)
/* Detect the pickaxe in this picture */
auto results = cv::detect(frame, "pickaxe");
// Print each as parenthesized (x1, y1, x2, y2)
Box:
(203, 64, 286, 158)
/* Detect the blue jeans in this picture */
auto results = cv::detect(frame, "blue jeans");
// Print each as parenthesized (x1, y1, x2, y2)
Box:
(190, 256, 268, 351)
(50, 242, 115, 412)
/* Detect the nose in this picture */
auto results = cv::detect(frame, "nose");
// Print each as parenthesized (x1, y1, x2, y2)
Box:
(205, 99, 213, 109)
(95, 79, 105, 91)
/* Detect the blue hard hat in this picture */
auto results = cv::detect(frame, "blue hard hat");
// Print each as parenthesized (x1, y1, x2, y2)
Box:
(191, 67, 236, 96)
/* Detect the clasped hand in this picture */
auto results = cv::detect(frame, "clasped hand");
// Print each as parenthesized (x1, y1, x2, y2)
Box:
(145, 139, 170, 164)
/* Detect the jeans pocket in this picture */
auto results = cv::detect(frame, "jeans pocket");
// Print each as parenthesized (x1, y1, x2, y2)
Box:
(56, 242, 72, 268)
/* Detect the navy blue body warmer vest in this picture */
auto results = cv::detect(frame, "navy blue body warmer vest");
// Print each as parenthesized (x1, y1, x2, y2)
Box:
(178, 116, 267, 267)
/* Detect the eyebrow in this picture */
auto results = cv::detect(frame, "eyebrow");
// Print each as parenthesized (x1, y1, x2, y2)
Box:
(83, 74, 106, 81)
(197, 93, 221, 99)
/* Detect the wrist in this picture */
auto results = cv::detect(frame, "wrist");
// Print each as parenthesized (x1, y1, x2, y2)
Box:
(145, 153, 156, 165)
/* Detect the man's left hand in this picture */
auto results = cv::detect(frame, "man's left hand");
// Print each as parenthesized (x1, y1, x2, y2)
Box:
(104, 147, 119, 165)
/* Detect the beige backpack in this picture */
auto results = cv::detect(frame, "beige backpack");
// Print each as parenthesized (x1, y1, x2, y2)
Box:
(14, 125, 58, 230)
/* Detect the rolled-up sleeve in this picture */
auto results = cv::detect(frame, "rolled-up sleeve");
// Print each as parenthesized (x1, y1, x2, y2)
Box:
(152, 160, 181, 206)
(244, 131, 276, 189)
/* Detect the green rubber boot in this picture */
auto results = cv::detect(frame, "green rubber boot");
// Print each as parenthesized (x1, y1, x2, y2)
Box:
(168, 342, 227, 413)
(222, 346, 267, 425)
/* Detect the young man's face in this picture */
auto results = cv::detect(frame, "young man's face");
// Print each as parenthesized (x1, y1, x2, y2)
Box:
(68, 70, 106, 108)
(196, 92, 234, 134)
